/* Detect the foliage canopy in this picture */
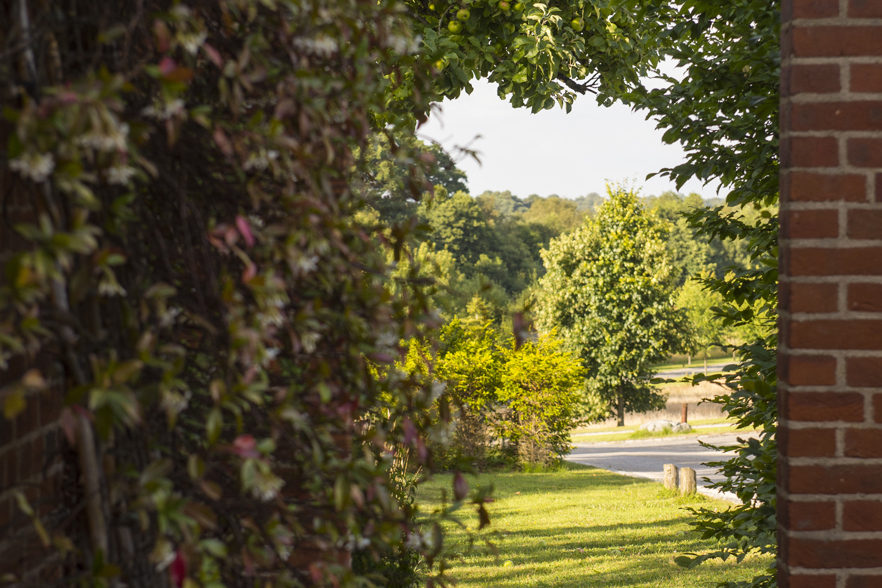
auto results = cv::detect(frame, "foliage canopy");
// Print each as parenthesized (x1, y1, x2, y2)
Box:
(535, 186, 687, 425)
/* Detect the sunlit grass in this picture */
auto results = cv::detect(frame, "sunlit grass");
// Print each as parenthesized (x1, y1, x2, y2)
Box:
(652, 356, 735, 373)
(420, 464, 771, 587)
(571, 422, 757, 444)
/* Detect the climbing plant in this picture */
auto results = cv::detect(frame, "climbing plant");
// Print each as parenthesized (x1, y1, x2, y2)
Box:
(628, 2, 780, 586)
(0, 1, 483, 586)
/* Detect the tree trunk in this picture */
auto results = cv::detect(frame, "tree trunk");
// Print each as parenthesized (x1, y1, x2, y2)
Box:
(704, 350, 708, 375)
(687, 353, 691, 366)
(616, 392, 625, 427)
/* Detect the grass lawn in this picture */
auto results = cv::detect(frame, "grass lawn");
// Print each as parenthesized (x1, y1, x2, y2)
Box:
(571, 422, 758, 444)
(419, 464, 771, 587)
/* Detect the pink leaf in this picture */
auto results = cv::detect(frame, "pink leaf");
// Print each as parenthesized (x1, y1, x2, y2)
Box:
(402, 418, 417, 445)
(453, 472, 468, 501)
(159, 57, 176, 76)
(169, 550, 187, 587)
(231, 434, 260, 458)
(203, 43, 223, 67)
(235, 215, 255, 248)
(212, 127, 234, 157)
(242, 263, 256, 283)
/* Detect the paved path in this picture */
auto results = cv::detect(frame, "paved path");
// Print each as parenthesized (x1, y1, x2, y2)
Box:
(655, 364, 733, 379)
(566, 433, 757, 503)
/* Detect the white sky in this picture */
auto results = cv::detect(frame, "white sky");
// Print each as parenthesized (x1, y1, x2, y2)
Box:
(418, 79, 722, 201)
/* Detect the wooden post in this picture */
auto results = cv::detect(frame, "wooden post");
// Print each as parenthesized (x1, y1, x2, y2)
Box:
(679, 467, 696, 495)
(663, 464, 678, 491)
(680, 403, 688, 424)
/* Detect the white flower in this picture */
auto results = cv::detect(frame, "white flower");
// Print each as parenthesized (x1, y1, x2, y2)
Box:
(142, 99, 185, 120)
(106, 165, 136, 185)
(405, 532, 422, 550)
(160, 387, 190, 417)
(292, 36, 337, 57)
(179, 31, 207, 55)
(251, 469, 284, 501)
(76, 123, 129, 152)
(301, 332, 320, 354)
(293, 254, 318, 274)
(9, 152, 55, 183)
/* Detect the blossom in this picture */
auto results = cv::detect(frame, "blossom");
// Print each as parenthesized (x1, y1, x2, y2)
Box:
(9, 152, 55, 183)
(106, 165, 137, 185)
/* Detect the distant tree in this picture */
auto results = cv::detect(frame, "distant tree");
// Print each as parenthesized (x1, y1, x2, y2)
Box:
(535, 186, 687, 426)
(521, 195, 586, 234)
(359, 136, 467, 225)
(476, 190, 528, 219)
(572, 192, 606, 213)
(421, 191, 496, 265)
(427, 143, 469, 195)
(677, 275, 728, 370)
(644, 192, 716, 286)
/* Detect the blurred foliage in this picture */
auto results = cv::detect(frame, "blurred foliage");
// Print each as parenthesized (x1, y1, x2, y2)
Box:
(0, 1, 486, 586)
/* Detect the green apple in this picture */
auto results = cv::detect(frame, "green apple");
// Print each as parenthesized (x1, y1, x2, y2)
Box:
(571, 17, 585, 32)
(448, 20, 463, 33)
(513, 2, 524, 10)
(429, 2, 436, 9)
(498, 0, 510, 10)
(456, 8, 470, 20)
(434, 59, 446, 70)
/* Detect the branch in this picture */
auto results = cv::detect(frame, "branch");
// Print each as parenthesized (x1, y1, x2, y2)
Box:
(556, 74, 598, 95)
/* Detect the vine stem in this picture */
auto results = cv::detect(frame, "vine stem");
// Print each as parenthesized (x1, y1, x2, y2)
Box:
(19, 0, 109, 556)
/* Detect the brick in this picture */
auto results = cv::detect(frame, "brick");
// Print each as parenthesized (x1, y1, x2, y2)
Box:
(787, 576, 836, 588)
(789, 248, 882, 276)
(785, 355, 838, 386)
(793, 27, 882, 57)
(786, 137, 840, 167)
(783, 209, 840, 239)
(781, 497, 836, 530)
(845, 429, 882, 457)
(848, 209, 882, 240)
(849, 283, 882, 312)
(784, 282, 839, 313)
(849, 358, 882, 387)
(787, 64, 840, 94)
(786, 392, 864, 421)
(842, 500, 882, 531)
(789, 319, 882, 349)
(780, 427, 837, 457)
(851, 64, 882, 94)
(792, 102, 882, 132)
(790, 537, 882, 567)
(788, 172, 866, 202)
(849, 0, 882, 18)
(875, 395, 882, 421)
(848, 575, 882, 588)
(789, 464, 882, 494)
(848, 139, 882, 168)
(792, 0, 839, 18)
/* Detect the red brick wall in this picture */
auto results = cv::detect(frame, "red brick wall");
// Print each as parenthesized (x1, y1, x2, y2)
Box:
(779, 1, 882, 586)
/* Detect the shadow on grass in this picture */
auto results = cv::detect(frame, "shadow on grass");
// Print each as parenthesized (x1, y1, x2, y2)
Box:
(419, 465, 768, 588)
